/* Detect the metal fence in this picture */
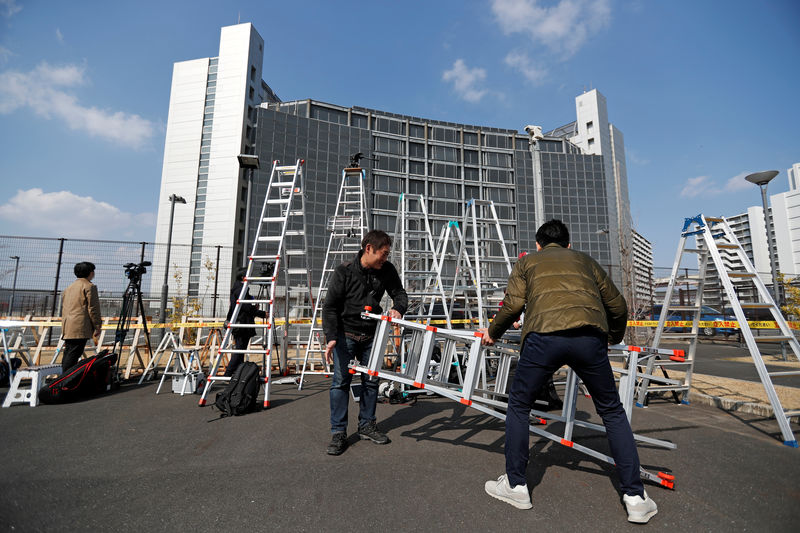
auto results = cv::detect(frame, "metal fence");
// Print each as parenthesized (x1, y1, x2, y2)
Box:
(0, 235, 234, 320)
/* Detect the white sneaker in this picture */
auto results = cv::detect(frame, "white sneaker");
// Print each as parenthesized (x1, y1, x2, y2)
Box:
(484, 474, 533, 510)
(623, 491, 658, 523)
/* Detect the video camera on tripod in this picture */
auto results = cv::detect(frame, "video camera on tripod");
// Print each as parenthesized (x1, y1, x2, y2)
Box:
(110, 260, 153, 386)
(123, 261, 151, 280)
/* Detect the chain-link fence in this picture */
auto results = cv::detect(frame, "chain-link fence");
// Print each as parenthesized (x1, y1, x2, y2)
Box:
(0, 235, 234, 320)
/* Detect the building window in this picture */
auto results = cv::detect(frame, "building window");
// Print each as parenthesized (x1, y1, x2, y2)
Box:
(248, 86, 255, 100)
(588, 138, 595, 148)
(586, 120, 594, 131)
(250, 66, 256, 81)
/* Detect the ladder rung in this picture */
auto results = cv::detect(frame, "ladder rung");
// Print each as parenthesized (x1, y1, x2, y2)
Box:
(285, 249, 306, 255)
(267, 199, 291, 204)
(659, 333, 697, 339)
(705, 217, 723, 222)
(258, 236, 282, 242)
(727, 272, 755, 278)
(261, 217, 287, 223)
(645, 385, 690, 392)
(286, 268, 309, 275)
(668, 305, 699, 311)
(219, 349, 271, 354)
(740, 303, 774, 309)
(717, 244, 738, 249)
(784, 410, 800, 417)
(245, 276, 274, 282)
(768, 371, 800, 377)
(276, 166, 297, 172)
(270, 181, 295, 187)
(756, 336, 793, 342)
(240, 299, 272, 305)
(250, 255, 279, 261)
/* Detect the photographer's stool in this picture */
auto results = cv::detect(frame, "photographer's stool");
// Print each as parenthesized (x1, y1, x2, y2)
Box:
(2, 364, 62, 408)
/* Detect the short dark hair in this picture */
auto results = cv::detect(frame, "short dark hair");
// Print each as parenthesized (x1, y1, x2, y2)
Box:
(235, 268, 247, 282)
(536, 219, 570, 248)
(361, 230, 392, 251)
(74, 262, 95, 279)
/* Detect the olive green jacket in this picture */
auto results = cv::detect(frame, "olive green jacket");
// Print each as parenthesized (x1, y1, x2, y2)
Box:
(488, 243, 628, 344)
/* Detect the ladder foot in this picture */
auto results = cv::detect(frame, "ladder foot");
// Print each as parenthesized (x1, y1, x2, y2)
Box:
(198, 398, 207, 406)
(635, 402, 646, 408)
(681, 400, 690, 405)
(782, 440, 799, 448)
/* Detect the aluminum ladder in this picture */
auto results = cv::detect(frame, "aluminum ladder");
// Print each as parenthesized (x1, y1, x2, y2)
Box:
(297, 167, 369, 389)
(696, 215, 798, 446)
(199, 159, 311, 408)
(636, 216, 712, 407)
(351, 309, 677, 489)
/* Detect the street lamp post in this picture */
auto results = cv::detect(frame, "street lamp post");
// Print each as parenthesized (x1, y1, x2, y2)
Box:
(745, 171, 781, 305)
(238, 154, 260, 268)
(159, 194, 186, 326)
(9, 255, 20, 316)
(745, 170, 784, 360)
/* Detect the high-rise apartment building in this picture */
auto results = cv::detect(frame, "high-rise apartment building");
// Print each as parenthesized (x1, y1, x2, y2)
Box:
(154, 23, 635, 307)
(632, 230, 654, 311)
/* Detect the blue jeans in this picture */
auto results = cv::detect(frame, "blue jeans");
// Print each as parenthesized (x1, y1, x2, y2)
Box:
(505, 329, 645, 497)
(329, 335, 378, 434)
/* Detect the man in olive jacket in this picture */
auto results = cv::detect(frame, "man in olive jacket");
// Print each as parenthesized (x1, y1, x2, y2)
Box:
(60, 261, 102, 372)
(480, 220, 658, 524)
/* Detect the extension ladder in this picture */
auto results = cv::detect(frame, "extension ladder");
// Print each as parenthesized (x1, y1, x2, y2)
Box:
(200, 159, 312, 408)
(352, 309, 677, 489)
(641, 214, 800, 446)
(298, 167, 369, 389)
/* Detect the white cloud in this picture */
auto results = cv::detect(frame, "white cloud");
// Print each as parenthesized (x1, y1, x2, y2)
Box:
(723, 171, 755, 193)
(0, 46, 11, 64)
(56, 28, 64, 43)
(0, 188, 156, 239)
(680, 176, 716, 198)
(504, 50, 547, 85)
(627, 149, 650, 166)
(491, 0, 611, 58)
(0, 61, 156, 148)
(0, 0, 21, 18)
(442, 59, 488, 103)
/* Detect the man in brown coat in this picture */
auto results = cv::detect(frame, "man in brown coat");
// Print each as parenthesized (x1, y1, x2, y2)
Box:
(60, 261, 102, 371)
(480, 220, 658, 524)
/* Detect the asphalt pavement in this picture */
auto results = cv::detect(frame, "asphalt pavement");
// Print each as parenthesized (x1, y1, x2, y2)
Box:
(1, 375, 799, 532)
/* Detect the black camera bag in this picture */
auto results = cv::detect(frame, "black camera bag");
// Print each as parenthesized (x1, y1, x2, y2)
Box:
(39, 350, 118, 404)
(214, 361, 260, 416)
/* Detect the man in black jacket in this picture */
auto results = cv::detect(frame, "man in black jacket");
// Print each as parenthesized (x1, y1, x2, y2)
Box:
(225, 268, 267, 377)
(322, 230, 408, 455)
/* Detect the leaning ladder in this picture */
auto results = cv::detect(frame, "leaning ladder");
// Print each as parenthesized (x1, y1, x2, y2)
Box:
(297, 167, 369, 389)
(199, 159, 311, 408)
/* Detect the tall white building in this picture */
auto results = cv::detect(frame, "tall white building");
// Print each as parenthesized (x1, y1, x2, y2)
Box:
(562, 90, 633, 275)
(772, 163, 800, 277)
(152, 23, 279, 300)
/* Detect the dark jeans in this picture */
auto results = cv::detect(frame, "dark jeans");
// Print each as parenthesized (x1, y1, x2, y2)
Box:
(505, 329, 645, 497)
(62, 338, 88, 372)
(329, 334, 377, 433)
(224, 335, 252, 377)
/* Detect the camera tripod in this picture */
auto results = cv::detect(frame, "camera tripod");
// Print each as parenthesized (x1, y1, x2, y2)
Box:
(110, 262, 153, 385)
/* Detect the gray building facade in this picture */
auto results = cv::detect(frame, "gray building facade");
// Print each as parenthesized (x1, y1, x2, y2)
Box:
(250, 99, 615, 286)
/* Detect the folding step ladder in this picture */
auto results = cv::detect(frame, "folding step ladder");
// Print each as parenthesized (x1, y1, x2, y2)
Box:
(394, 193, 451, 326)
(199, 159, 311, 408)
(352, 309, 677, 488)
(449, 199, 514, 329)
(635, 216, 711, 407)
(298, 167, 369, 389)
(642, 214, 800, 447)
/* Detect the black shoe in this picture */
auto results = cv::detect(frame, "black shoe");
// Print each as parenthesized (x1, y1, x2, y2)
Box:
(358, 421, 390, 444)
(326, 432, 348, 455)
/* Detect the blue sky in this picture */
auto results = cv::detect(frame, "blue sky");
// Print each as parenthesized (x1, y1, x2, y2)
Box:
(0, 0, 798, 267)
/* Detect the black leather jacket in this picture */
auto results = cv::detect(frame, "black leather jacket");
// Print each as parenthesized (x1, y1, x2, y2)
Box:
(322, 251, 408, 342)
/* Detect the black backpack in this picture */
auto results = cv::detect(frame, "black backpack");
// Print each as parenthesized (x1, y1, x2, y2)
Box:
(214, 361, 260, 417)
(39, 350, 118, 404)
